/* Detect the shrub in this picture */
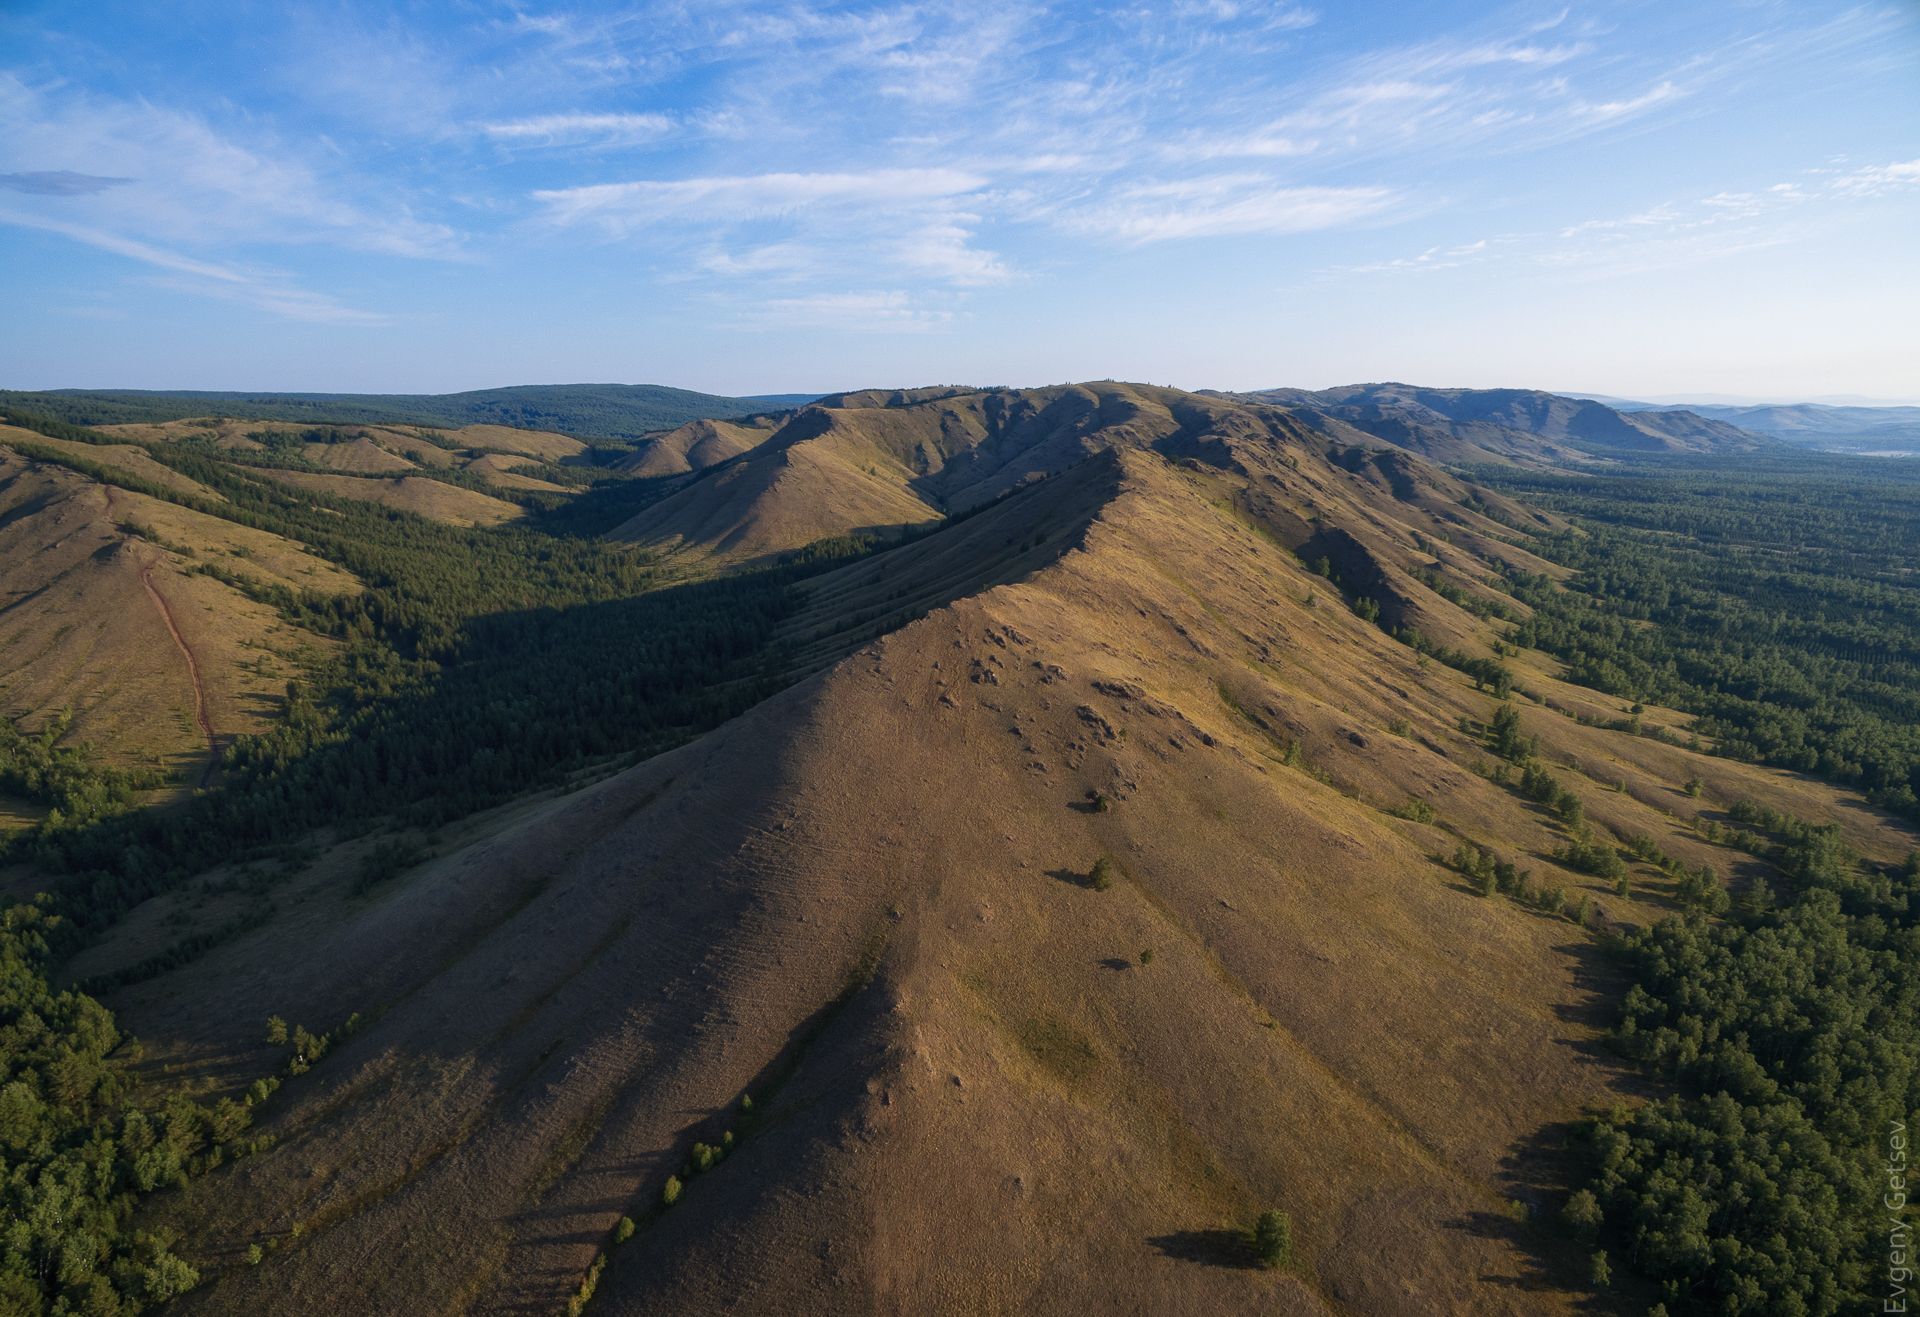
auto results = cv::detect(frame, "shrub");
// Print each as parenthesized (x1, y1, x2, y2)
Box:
(1674, 864, 1729, 914)
(1089, 857, 1116, 891)
(661, 1175, 682, 1207)
(1562, 1189, 1603, 1243)
(1490, 703, 1532, 761)
(351, 836, 427, 896)
(1391, 798, 1435, 823)
(613, 1216, 635, 1245)
(1138, 949, 1154, 967)
(1251, 1209, 1292, 1267)
(1554, 837, 1626, 880)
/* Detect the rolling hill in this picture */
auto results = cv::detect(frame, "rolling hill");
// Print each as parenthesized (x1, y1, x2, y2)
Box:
(609, 381, 1440, 566)
(12, 381, 1905, 1315)
(1609, 400, 1920, 452)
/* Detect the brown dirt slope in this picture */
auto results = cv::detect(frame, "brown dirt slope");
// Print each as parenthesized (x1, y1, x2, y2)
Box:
(93, 389, 1917, 1315)
(0, 446, 354, 783)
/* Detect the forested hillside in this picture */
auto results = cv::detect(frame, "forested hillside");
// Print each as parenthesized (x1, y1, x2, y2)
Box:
(1482, 455, 1920, 821)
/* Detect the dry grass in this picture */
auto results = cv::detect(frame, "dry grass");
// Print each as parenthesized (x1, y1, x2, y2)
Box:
(618, 416, 784, 478)
(253, 470, 522, 526)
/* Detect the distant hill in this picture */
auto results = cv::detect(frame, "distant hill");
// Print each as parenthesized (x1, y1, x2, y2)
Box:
(0, 384, 820, 443)
(608, 380, 1551, 569)
(1245, 382, 1768, 463)
(1590, 398, 1920, 452)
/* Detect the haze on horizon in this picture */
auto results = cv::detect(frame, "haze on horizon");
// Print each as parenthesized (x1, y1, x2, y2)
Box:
(1, 0, 1916, 402)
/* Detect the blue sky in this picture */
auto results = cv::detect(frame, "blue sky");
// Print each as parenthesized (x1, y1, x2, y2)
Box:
(1, 1, 1916, 399)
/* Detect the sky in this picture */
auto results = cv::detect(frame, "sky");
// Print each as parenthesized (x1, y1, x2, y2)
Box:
(1, 1, 1916, 400)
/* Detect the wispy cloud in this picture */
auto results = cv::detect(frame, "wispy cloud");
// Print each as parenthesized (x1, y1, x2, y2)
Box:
(744, 289, 957, 332)
(0, 170, 132, 196)
(534, 167, 1008, 289)
(1335, 153, 1920, 283)
(1061, 176, 1398, 244)
(1577, 79, 1683, 121)
(533, 168, 989, 231)
(0, 207, 384, 323)
(479, 112, 675, 149)
(1827, 158, 1920, 199)
(0, 73, 460, 259)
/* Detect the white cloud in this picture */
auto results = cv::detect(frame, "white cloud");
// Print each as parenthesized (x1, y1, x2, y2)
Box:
(480, 112, 675, 149)
(0, 73, 459, 260)
(1343, 152, 1919, 284)
(533, 168, 989, 231)
(0, 207, 384, 323)
(890, 216, 1010, 284)
(1063, 176, 1398, 244)
(1578, 80, 1683, 121)
(1828, 158, 1920, 198)
(746, 290, 955, 332)
(535, 165, 1008, 293)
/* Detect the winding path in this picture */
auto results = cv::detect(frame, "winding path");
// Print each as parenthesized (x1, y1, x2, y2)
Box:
(99, 485, 220, 783)
(137, 556, 219, 784)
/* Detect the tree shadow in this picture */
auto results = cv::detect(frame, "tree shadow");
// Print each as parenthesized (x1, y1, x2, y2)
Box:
(1445, 1117, 1642, 1314)
(1147, 1229, 1258, 1269)
(1096, 957, 1132, 972)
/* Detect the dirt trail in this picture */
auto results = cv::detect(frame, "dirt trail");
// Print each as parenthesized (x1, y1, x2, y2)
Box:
(137, 556, 218, 784)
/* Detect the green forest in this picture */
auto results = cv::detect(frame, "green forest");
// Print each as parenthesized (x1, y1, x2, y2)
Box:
(0, 383, 810, 443)
(1485, 455, 1920, 822)
(1477, 455, 1920, 1314)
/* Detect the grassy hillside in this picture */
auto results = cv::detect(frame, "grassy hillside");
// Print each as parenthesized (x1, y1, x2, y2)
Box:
(0, 427, 358, 794)
(610, 382, 1333, 565)
(0, 386, 1911, 1315)
(0, 385, 819, 443)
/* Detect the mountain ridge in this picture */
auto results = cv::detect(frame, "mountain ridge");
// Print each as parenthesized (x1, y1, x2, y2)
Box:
(1239, 381, 1768, 462)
